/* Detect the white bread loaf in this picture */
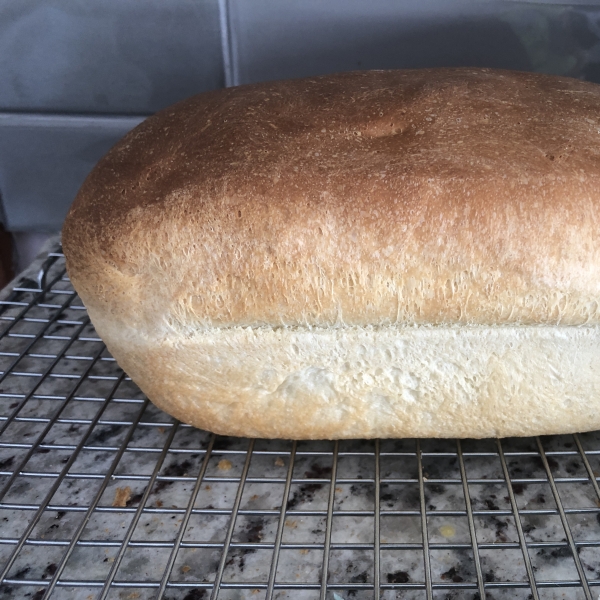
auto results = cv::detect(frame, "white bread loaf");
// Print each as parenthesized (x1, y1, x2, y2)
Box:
(62, 68, 600, 439)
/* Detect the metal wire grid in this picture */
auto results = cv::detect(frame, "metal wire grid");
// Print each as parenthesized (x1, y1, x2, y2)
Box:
(0, 246, 598, 599)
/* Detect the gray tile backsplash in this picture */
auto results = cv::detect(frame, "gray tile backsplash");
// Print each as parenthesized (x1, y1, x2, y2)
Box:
(0, 113, 143, 232)
(0, 0, 224, 114)
(1, 0, 600, 232)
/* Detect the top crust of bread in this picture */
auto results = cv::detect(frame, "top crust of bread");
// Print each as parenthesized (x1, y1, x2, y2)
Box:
(63, 68, 600, 333)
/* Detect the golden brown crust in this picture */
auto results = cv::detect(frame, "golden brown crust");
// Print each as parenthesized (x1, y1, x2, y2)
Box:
(63, 68, 600, 333)
(62, 68, 600, 439)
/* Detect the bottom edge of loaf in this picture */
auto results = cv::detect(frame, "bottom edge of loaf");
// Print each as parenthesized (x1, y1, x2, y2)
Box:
(90, 317, 600, 439)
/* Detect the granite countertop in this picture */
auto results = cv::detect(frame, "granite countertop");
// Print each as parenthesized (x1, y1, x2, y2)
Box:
(0, 237, 598, 600)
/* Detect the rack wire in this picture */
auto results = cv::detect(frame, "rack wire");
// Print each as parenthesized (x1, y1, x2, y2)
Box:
(0, 243, 599, 599)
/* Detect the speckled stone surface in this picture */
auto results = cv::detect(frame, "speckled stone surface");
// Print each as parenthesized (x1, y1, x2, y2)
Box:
(0, 240, 598, 600)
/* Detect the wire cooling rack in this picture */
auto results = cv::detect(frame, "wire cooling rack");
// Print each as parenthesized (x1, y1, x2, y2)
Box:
(0, 245, 599, 600)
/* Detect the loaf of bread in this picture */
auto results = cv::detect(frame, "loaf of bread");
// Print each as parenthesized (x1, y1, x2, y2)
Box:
(62, 68, 600, 439)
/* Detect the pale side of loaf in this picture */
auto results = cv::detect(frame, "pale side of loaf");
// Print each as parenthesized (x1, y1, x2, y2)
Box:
(62, 68, 600, 439)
